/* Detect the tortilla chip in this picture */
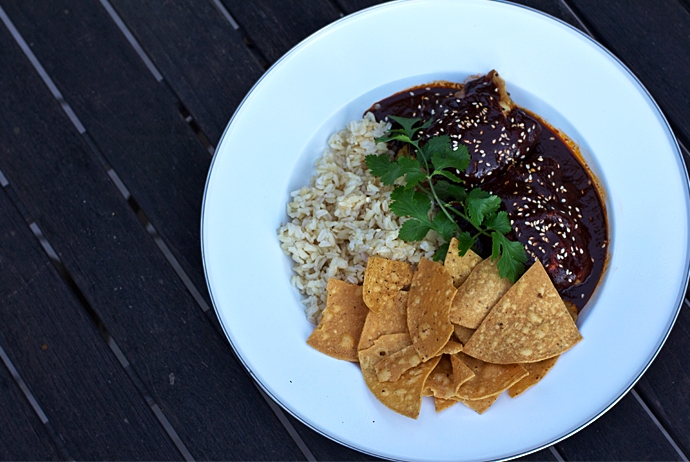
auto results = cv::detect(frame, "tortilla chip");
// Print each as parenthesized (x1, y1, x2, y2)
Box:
(358, 290, 408, 351)
(426, 355, 475, 399)
(508, 356, 559, 397)
(453, 325, 476, 345)
(407, 258, 456, 361)
(359, 334, 441, 419)
(449, 258, 513, 329)
(450, 353, 476, 392)
(457, 394, 499, 414)
(306, 279, 369, 361)
(564, 301, 578, 322)
(440, 340, 464, 355)
(454, 353, 527, 400)
(434, 397, 458, 412)
(363, 257, 413, 312)
(376, 338, 464, 382)
(443, 237, 482, 288)
(463, 260, 583, 364)
(375, 345, 421, 382)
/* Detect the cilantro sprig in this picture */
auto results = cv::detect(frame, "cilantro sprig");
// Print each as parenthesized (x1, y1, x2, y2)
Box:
(366, 115, 527, 282)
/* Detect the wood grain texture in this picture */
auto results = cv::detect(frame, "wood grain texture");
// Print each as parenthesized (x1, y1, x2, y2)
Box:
(555, 392, 681, 461)
(220, 0, 342, 64)
(1, 0, 213, 306)
(0, 344, 58, 461)
(516, 0, 585, 31)
(107, 0, 265, 145)
(565, 0, 690, 147)
(0, 17, 304, 461)
(334, 0, 386, 14)
(0, 189, 181, 460)
(636, 295, 690, 457)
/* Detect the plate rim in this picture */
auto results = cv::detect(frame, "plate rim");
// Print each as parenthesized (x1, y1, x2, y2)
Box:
(201, 0, 690, 460)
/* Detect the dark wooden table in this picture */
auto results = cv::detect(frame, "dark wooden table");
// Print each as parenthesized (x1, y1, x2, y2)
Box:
(1, 0, 689, 460)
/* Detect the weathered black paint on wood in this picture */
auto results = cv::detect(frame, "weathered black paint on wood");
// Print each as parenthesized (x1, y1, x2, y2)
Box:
(220, 0, 342, 64)
(0, 192, 181, 460)
(0, 341, 58, 461)
(566, 0, 690, 148)
(1, 0, 213, 306)
(108, 0, 265, 146)
(555, 392, 681, 460)
(0, 12, 304, 461)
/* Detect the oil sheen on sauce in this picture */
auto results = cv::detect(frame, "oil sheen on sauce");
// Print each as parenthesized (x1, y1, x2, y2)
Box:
(368, 71, 608, 311)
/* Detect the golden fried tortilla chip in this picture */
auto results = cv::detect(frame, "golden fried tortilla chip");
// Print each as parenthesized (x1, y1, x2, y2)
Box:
(363, 257, 413, 312)
(375, 345, 421, 382)
(358, 290, 408, 351)
(508, 356, 559, 397)
(407, 258, 456, 361)
(444, 237, 483, 288)
(454, 353, 527, 400)
(453, 325, 476, 345)
(564, 301, 579, 322)
(457, 394, 499, 414)
(376, 339, 464, 383)
(426, 355, 474, 399)
(306, 279, 369, 361)
(449, 258, 513, 328)
(440, 340, 464, 355)
(433, 397, 459, 412)
(463, 260, 583, 364)
(450, 353, 476, 392)
(359, 334, 441, 419)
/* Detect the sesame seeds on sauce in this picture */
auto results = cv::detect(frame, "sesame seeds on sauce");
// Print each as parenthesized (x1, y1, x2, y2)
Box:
(369, 72, 608, 311)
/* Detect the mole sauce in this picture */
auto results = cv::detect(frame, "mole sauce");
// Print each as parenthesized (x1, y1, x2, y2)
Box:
(368, 72, 608, 310)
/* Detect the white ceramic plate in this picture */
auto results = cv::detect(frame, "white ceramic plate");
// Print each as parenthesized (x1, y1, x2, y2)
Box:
(202, 1, 690, 460)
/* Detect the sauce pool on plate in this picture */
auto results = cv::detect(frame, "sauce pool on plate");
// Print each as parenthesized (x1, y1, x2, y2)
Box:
(368, 71, 608, 310)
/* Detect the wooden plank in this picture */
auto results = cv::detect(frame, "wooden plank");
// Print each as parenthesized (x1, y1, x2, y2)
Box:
(0, 188, 181, 460)
(106, 0, 265, 145)
(1, 0, 213, 304)
(555, 392, 682, 460)
(0, 346, 59, 461)
(565, 0, 690, 147)
(515, 0, 585, 31)
(219, 0, 341, 64)
(0, 17, 304, 461)
(635, 293, 690, 457)
(335, 0, 383, 14)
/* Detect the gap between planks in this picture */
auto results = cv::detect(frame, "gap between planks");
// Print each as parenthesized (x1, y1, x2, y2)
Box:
(0, 2, 315, 460)
(3, 0, 688, 459)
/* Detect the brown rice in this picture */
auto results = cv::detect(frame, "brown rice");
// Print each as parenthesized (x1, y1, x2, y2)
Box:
(277, 113, 439, 324)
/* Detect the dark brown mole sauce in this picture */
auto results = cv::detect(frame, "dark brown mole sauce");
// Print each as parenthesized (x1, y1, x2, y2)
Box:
(368, 74, 608, 311)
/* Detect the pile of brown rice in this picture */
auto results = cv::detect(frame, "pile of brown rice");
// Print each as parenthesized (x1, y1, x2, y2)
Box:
(277, 113, 440, 324)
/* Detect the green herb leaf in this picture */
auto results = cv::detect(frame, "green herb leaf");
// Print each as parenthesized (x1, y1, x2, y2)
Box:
(484, 211, 512, 234)
(431, 210, 456, 242)
(429, 142, 470, 173)
(433, 242, 450, 262)
(375, 133, 415, 145)
(433, 169, 465, 184)
(388, 115, 432, 139)
(389, 187, 432, 222)
(398, 218, 432, 242)
(465, 188, 502, 227)
(491, 232, 527, 282)
(365, 154, 422, 187)
(456, 231, 475, 256)
(367, 118, 527, 282)
(434, 181, 467, 202)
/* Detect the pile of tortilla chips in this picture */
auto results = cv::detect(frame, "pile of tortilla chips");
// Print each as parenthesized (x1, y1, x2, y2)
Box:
(306, 238, 582, 419)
